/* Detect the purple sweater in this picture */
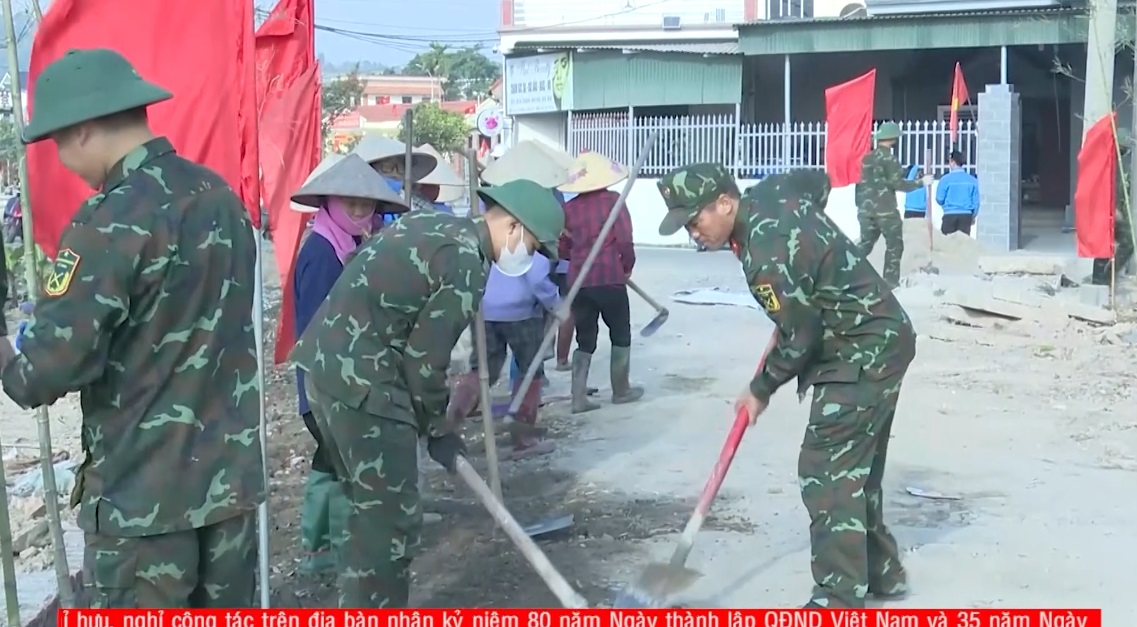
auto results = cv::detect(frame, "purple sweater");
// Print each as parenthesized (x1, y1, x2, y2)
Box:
(482, 252, 561, 322)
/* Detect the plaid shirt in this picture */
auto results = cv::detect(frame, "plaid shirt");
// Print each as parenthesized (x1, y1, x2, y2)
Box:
(559, 190, 635, 288)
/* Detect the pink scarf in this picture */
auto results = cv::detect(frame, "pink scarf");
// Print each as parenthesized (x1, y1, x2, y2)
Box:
(311, 198, 371, 264)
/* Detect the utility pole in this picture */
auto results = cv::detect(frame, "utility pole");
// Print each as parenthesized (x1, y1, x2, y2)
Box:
(1068, 0, 1120, 232)
(1128, 6, 1137, 273)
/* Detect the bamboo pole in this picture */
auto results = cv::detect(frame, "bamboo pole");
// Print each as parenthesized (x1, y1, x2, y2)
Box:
(466, 147, 502, 501)
(1, 0, 74, 608)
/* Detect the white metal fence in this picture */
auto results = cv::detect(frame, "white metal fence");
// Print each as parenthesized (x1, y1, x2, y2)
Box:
(568, 114, 979, 179)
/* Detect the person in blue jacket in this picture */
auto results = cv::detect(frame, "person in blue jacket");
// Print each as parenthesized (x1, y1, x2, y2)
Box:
(935, 150, 980, 235)
(289, 154, 409, 575)
(901, 165, 928, 219)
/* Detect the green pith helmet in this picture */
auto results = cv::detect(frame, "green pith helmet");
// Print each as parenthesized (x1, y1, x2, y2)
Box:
(477, 179, 566, 262)
(874, 121, 902, 142)
(24, 49, 173, 143)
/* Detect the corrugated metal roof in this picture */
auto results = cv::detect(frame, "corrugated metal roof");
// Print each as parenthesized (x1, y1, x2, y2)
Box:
(511, 41, 740, 55)
(737, 5, 1082, 27)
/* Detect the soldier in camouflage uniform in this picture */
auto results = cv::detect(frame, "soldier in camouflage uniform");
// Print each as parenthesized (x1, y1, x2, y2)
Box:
(1091, 128, 1136, 285)
(655, 163, 917, 609)
(0, 49, 261, 607)
(855, 122, 932, 288)
(290, 178, 564, 608)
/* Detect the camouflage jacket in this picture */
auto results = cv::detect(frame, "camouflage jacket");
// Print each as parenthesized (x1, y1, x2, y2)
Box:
(290, 211, 490, 437)
(1, 137, 263, 536)
(733, 172, 917, 403)
(854, 147, 922, 212)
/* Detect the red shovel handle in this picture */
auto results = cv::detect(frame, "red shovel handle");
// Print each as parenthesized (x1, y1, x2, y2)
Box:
(693, 406, 750, 516)
(693, 330, 778, 516)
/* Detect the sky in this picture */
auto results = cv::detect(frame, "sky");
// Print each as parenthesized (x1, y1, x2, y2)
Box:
(313, 0, 501, 66)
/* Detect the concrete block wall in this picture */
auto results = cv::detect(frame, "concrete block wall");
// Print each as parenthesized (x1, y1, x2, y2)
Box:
(976, 84, 1022, 251)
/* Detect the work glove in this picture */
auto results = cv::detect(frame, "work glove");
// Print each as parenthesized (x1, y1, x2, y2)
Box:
(427, 432, 467, 473)
(921, 175, 934, 186)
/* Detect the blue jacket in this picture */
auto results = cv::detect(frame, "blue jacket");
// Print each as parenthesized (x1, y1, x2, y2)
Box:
(902, 166, 928, 213)
(293, 232, 357, 415)
(935, 167, 980, 215)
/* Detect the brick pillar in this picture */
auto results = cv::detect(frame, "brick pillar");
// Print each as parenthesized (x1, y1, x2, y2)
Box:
(976, 84, 1022, 251)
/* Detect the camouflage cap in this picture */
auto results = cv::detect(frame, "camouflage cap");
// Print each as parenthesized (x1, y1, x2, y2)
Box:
(655, 163, 737, 236)
(874, 121, 902, 142)
(744, 170, 832, 212)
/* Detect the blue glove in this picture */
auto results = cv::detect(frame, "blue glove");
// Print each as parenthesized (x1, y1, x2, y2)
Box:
(14, 320, 26, 352)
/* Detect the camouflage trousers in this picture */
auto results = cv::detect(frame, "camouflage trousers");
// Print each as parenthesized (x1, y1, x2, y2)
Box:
(307, 382, 421, 608)
(857, 208, 904, 287)
(82, 511, 257, 608)
(800, 371, 907, 609)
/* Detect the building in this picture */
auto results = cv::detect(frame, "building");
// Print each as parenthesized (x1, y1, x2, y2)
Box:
(0, 71, 29, 119)
(331, 100, 480, 137)
(354, 75, 446, 106)
(497, 0, 1125, 253)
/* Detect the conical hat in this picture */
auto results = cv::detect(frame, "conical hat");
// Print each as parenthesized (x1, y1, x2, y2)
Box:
(351, 135, 437, 183)
(530, 142, 576, 170)
(558, 151, 630, 194)
(291, 153, 410, 213)
(289, 153, 343, 213)
(480, 140, 572, 188)
(415, 144, 465, 187)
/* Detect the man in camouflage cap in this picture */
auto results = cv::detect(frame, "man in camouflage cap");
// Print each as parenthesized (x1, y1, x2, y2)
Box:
(1092, 127, 1136, 285)
(0, 49, 261, 606)
(290, 178, 565, 608)
(855, 121, 932, 288)
(656, 163, 917, 609)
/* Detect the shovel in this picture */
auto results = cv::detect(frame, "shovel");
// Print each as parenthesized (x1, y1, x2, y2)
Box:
(627, 279, 669, 337)
(613, 405, 750, 607)
(454, 456, 589, 607)
(919, 150, 939, 276)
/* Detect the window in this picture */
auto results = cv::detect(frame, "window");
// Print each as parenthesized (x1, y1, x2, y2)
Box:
(422, 96, 433, 103)
(401, 96, 413, 104)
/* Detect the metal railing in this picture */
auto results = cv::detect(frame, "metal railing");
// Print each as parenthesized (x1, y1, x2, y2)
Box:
(568, 113, 979, 178)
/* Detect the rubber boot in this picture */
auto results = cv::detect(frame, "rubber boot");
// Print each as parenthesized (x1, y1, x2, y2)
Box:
(298, 470, 336, 575)
(571, 350, 600, 414)
(610, 345, 644, 404)
(445, 371, 479, 425)
(555, 315, 574, 371)
(508, 378, 555, 460)
(326, 479, 351, 570)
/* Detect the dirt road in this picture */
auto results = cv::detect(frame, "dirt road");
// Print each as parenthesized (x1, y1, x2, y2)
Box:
(4, 240, 1135, 620)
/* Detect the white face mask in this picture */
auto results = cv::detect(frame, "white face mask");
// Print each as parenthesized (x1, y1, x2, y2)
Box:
(496, 225, 535, 277)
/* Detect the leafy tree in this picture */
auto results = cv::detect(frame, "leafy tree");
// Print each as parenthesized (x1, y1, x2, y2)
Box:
(398, 102, 469, 154)
(0, 118, 20, 164)
(404, 44, 501, 100)
(321, 67, 364, 142)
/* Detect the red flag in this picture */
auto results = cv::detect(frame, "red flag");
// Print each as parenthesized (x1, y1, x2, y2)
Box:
(824, 69, 876, 187)
(949, 62, 969, 143)
(263, 66, 321, 364)
(27, 0, 261, 256)
(254, 0, 315, 111)
(1074, 114, 1118, 258)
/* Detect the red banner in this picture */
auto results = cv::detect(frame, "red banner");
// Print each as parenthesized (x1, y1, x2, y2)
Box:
(254, 0, 315, 111)
(56, 608, 1104, 627)
(27, 0, 260, 256)
(949, 62, 970, 143)
(824, 69, 875, 188)
(1074, 114, 1117, 258)
(263, 66, 322, 364)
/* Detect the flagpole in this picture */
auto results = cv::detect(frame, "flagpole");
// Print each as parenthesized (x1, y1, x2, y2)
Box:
(254, 226, 271, 608)
(2, 0, 76, 610)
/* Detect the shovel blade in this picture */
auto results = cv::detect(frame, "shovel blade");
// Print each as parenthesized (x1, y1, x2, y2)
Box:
(523, 514, 574, 537)
(640, 309, 670, 337)
(612, 563, 702, 607)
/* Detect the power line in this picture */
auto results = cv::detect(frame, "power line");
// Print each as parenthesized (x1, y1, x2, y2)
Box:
(300, 0, 679, 52)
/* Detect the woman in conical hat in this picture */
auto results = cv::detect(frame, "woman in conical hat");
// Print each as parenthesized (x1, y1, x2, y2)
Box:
(288, 153, 407, 575)
(413, 144, 464, 214)
(556, 150, 646, 413)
